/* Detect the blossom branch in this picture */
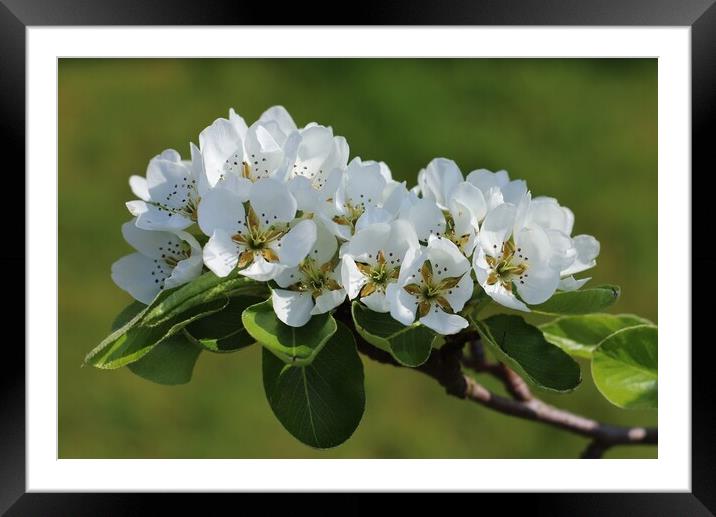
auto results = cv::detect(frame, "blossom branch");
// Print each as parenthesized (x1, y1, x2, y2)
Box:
(336, 307, 657, 459)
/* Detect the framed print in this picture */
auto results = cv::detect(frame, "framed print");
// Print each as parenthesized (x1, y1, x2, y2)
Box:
(3, 0, 712, 513)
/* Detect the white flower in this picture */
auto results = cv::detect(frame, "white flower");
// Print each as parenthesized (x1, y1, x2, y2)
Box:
(341, 220, 419, 312)
(126, 146, 208, 231)
(198, 106, 300, 191)
(514, 195, 600, 291)
(287, 123, 349, 212)
(111, 220, 203, 304)
(473, 203, 562, 312)
(322, 157, 392, 239)
(272, 222, 345, 327)
(466, 168, 527, 210)
(406, 159, 486, 255)
(200, 178, 317, 281)
(387, 236, 474, 335)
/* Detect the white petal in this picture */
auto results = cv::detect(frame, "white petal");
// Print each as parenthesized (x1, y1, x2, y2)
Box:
(249, 178, 297, 224)
(516, 263, 560, 305)
(241, 255, 286, 282)
(319, 167, 344, 200)
(344, 157, 386, 207)
(442, 274, 474, 313)
(164, 253, 203, 289)
(514, 225, 556, 268)
(157, 149, 181, 163)
(341, 255, 368, 299)
(259, 105, 298, 138)
(362, 291, 390, 313)
(525, 197, 574, 235)
(288, 175, 320, 212)
(121, 221, 182, 258)
(203, 229, 240, 278)
(146, 155, 196, 210)
(559, 276, 591, 291)
(244, 123, 284, 180)
(514, 226, 561, 304)
(275, 266, 301, 288)
(513, 190, 532, 234)
(546, 229, 577, 271)
(311, 289, 346, 315)
(405, 197, 446, 241)
(377, 162, 393, 182)
(275, 219, 318, 267)
(450, 181, 487, 225)
(466, 168, 510, 192)
(272, 289, 315, 327)
(419, 309, 469, 335)
(197, 187, 246, 237)
(483, 281, 530, 312)
(190, 142, 211, 198)
(387, 283, 417, 326)
(484, 186, 505, 212)
(561, 234, 600, 276)
(111, 253, 161, 304)
(425, 235, 471, 277)
(322, 135, 350, 174)
(501, 180, 528, 205)
(199, 117, 244, 187)
(421, 158, 463, 208)
(129, 175, 150, 201)
(217, 174, 253, 199)
(228, 108, 249, 139)
(355, 206, 394, 232)
(294, 125, 336, 180)
(479, 203, 516, 256)
(382, 181, 410, 216)
(383, 219, 420, 268)
(345, 222, 390, 264)
(396, 246, 425, 286)
(126, 200, 192, 231)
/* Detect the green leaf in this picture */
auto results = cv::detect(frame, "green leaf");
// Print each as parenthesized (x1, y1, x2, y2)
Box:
(86, 296, 227, 369)
(262, 321, 365, 448)
(143, 270, 267, 326)
(111, 301, 147, 330)
(540, 313, 652, 358)
(530, 285, 621, 315)
(473, 314, 581, 392)
(127, 332, 202, 385)
(351, 302, 435, 367)
(591, 325, 657, 409)
(241, 299, 337, 366)
(185, 296, 262, 353)
(87, 270, 267, 369)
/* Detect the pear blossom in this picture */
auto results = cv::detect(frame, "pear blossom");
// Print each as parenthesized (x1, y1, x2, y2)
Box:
(466, 168, 527, 210)
(341, 220, 419, 312)
(387, 236, 474, 334)
(126, 146, 208, 231)
(287, 122, 349, 212)
(407, 158, 486, 254)
(514, 194, 600, 291)
(200, 178, 317, 281)
(110, 106, 606, 337)
(272, 222, 345, 327)
(473, 203, 562, 312)
(111, 220, 203, 304)
(198, 106, 300, 193)
(320, 157, 396, 240)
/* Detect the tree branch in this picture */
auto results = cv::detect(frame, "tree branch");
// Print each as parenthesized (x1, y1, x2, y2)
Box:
(335, 307, 657, 458)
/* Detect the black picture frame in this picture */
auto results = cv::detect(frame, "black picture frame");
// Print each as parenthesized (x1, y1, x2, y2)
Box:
(2, 1, 711, 513)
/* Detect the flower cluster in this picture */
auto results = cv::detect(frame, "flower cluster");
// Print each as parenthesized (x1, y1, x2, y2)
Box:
(113, 106, 600, 335)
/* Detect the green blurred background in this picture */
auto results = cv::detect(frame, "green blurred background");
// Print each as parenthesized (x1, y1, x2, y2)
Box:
(59, 59, 657, 459)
